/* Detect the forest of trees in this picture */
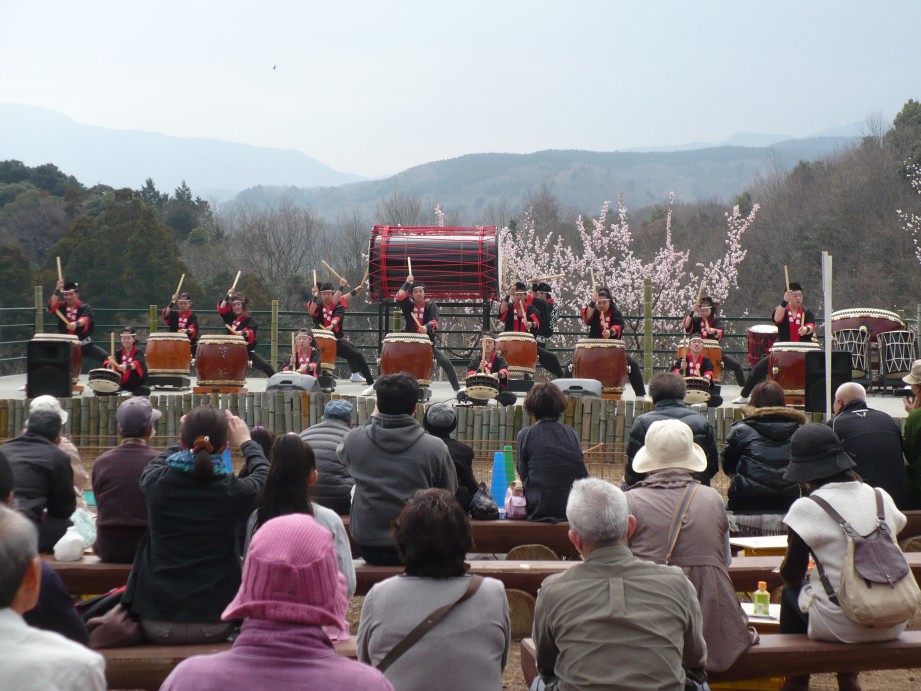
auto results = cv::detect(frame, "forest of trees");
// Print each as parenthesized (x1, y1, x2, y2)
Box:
(1, 99, 921, 328)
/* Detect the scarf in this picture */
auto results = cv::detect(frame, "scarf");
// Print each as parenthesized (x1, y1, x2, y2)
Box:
(166, 449, 229, 476)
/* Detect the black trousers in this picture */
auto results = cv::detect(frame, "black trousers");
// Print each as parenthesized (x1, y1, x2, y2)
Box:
(536, 344, 564, 378)
(741, 356, 770, 397)
(80, 342, 111, 365)
(433, 346, 460, 390)
(357, 544, 402, 566)
(626, 354, 646, 397)
(722, 354, 746, 387)
(248, 349, 276, 378)
(336, 339, 374, 384)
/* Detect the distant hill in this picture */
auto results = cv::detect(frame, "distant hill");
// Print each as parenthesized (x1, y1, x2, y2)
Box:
(0, 104, 364, 199)
(233, 138, 860, 220)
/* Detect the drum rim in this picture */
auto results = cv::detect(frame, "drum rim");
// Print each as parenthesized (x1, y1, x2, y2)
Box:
(831, 308, 903, 320)
(32, 333, 79, 341)
(147, 332, 191, 340)
(748, 325, 779, 333)
(382, 333, 433, 343)
(312, 330, 337, 339)
(198, 335, 246, 343)
(575, 338, 626, 348)
(496, 332, 536, 341)
(769, 341, 821, 351)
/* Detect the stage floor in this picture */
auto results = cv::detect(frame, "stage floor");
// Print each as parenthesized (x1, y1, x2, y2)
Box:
(0, 374, 910, 418)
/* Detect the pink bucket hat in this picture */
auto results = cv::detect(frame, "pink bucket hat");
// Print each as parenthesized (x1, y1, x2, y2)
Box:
(222, 514, 348, 630)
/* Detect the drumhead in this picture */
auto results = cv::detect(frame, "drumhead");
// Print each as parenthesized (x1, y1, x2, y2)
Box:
(749, 325, 778, 334)
(312, 330, 337, 342)
(497, 332, 536, 343)
(575, 338, 626, 349)
(383, 333, 432, 344)
(32, 333, 79, 342)
(147, 332, 189, 341)
(831, 308, 903, 322)
(199, 334, 246, 344)
(769, 341, 821, 352)
(88, 368, 120, 393)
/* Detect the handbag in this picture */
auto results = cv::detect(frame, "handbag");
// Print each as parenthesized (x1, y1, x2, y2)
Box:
(468, 482, 500, 520)
(505, 483, 527, 519)
(376, 575, 483, 672)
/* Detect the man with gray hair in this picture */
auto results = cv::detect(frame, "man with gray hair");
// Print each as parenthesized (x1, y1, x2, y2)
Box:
(0, 505, 105, 689)
(4, 409, 75, 551)
(532, 477, 706, 690)
(301, 399, 355, 515)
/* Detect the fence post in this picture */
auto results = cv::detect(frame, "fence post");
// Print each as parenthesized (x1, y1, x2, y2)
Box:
(149, 305, 157, 334)
(271, 300, 279, 369)
(34, 286, 43, 334)
(643, 278, 653, 381)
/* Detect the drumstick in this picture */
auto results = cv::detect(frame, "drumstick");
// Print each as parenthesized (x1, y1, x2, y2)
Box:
(174, 274, 185, 299)
(360, 266, 370, 287)
(527, 273, 565, 283)
(590, 267, 597, 295)
(56, 256, 63, 281)
(229, 270, 242, 293)
(313, 269, 318, 292)
(480, 338, 486, 373)
(225, 323, 238, 336)
(108, 332, 118, 369)
(695, 281, 704, 306)
(585, 442, 604, 454)
(54, 309, 69, 326)
(321, 260, 344, 282)
(407, 256, 413, 276)
(291, 331, 296, 366)
(784, 266, 790, 292)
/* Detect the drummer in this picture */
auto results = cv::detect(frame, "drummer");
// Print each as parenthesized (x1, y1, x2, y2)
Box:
(498, 281, 540, 334)
(395, 274, 460, 391)
(671, 334, 722, 407)
(682, 295, 745, 387)
(581, 287, 648, 399)
(106, 326, 148, 395)
(330, 277, 369, 383)
(217, 290, 276, 378)
(161, 292, 199, 356)
(732, 281, 817, 405)
(530, 282, 565, 379)
(306, 281, 375, 387)
(47, 278, 110, 363)
(281, 328, 321, 376)
(460, 331, 517, 407)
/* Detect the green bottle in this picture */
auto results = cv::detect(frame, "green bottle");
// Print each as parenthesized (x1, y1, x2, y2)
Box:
(504, 444, 515, 480)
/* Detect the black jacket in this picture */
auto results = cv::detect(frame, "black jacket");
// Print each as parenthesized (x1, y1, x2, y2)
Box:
(625, 399, 719, 487)
(721, 406, 806, 514)
(4, 433, 75, 525)
(829, 400, 911, 508)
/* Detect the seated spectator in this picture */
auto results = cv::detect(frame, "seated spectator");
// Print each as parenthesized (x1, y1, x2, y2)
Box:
(243, 433, 355, 598)
(249, 426, 276, 458)
(627, 419, 755, 673)
(5, 409, 75, 551)
(721, 380, 805, 534)
(517, 382, 588, 522)
(0, 505, 105, 690)
(780, 424, 909, 691)
(122, 406, 269, 644)
(300, 400, 354, 516)
(358, 489, 509, 689)
(1, 451, 89, 645)
(532, 478, 706, 690)
(29, 395, 88, 510)
(161, 514, 392, 691)
(338, 373, 456, 565)
(423, 403, 479, 510)
(91, 396, 162, 562)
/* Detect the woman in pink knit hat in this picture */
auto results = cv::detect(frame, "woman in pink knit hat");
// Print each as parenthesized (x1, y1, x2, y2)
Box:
(161, 514, 392, 691)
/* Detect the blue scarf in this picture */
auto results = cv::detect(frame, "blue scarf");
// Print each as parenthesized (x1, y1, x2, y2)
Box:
(166, 449, 229, 476)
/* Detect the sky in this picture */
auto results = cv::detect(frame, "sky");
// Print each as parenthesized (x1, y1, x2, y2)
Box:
(1, 1, 919, 178)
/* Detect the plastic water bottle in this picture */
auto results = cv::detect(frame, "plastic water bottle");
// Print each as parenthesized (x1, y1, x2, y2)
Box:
(503, 444, 515, 482)
(490, 450, 508, 507)
(752, 580, 770, 616)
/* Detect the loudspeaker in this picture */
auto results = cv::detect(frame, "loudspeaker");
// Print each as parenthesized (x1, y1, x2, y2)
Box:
(265, 372, 319, 393)
(804, 350, 852, 413)
(27, 339, 73, 398)
(550, 378, 602, 398)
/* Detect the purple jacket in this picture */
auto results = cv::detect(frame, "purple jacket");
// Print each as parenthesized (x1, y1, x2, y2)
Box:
(161, 619, 393, 691)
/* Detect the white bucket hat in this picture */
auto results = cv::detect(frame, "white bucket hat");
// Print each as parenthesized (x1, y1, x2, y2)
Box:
(633, 419, 707, 474)
(29, 395, 68, 426)
(903, 359, 921, 386)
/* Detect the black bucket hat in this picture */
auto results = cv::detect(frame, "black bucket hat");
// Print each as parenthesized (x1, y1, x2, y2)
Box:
(783, 423, 856, 483)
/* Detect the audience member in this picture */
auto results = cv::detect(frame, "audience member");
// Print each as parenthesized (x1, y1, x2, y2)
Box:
(517, 382, 588, 522)
(721, 380, 805, 532)
(249, 426, 276, 457)
(300, 399, 354, 516)
(0, 505, 105, 690)
(625, 372, 718, 487)
(161, 514, 393, 691)
(903, 361, 921, 506)
(627, 419, 755, 673)
(91, 396, 162, 562)
(423, 403, 479, 510)
(5, 409, 74, 551)
(532, 478, 706, 690)
(29, 395, 88, 509)
(829, 382, 911, 508)
(780, 424, 909, 691)
(243, 433, 355, 598)
(123, 406, 269, 644)
(1, 452, 89, 644)
(358, 489, 509, 689)
(338, 373, 456, 565)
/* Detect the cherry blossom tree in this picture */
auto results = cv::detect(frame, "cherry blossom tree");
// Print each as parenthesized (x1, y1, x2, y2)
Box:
(898, 162, 921, 265)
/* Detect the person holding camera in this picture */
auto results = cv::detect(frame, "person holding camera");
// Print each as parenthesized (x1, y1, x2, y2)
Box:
(902, 361, 921, 508)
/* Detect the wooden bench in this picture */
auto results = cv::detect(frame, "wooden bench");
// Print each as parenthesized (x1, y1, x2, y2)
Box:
(342, 516, 577, 557)
(42, 555, 131, 595)
(520, 632, 921, 686)
(102, 639, 357, 689)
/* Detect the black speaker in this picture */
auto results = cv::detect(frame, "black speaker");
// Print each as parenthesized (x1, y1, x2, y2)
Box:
(804, 350, 852, 413)
(27, 339, 73, 398)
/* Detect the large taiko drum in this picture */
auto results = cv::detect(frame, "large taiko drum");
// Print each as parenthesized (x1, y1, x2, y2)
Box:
(28, 333, 81, 395)
(312, 330, 338, 373)
(497, 332, 538, 378)
(195, 335, 249, 387)
(379, 333, 434, 386)
(830, 308, 905, 343)
(368, 225, 499, 301)
(747, 325, 778, 367)
(572, 338, 628, 399)
(146, 332, 192, 376)
(676, 339, 723, 383)
(768, 341, 821, 407)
